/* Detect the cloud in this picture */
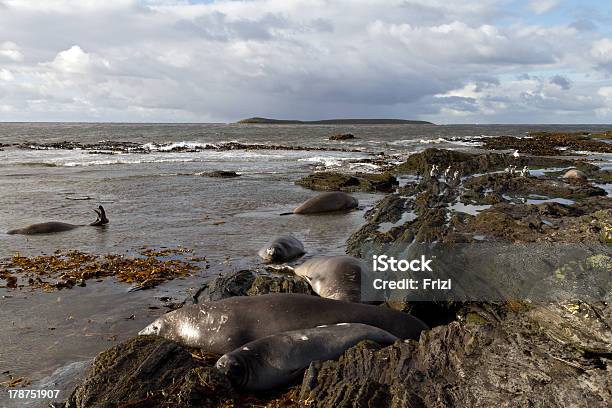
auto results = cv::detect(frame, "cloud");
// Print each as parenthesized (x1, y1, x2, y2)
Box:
(0, 0, 610, 122)
(549, 74, 571, 90)
(527, 0, 559, 15)
(0, 41, 23, 61)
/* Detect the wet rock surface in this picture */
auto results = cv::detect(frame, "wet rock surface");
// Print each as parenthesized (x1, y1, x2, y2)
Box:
(484, 131, 612, 155)
(329, 133, 356, 140)
(462, 173, 606, 204)
(204, 170, 240, 178)
(9, 140, 362, 153)
(296, 171, 398, 192)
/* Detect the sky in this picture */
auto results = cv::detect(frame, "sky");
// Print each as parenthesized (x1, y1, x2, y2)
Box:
(1, 0, 612, 123)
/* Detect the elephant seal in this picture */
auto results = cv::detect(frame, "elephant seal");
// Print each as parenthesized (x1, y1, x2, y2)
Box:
(216, 323, 397, 391)
(562, 169, 587, 181)
(139, 293, 427, 353)
(289, 192, 358, 215)
(293, 256, 368, 302)
(7, 206, 108, 235)
(258, 235, 305, 263)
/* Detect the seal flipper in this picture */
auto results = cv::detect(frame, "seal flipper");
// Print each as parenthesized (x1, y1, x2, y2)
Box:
(90, 205, 109, 226)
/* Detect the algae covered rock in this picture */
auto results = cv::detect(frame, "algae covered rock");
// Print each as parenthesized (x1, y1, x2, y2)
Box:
(191, 269, 314, 303)
(296, 171, 398, 192)
(64, 335, 232, 408)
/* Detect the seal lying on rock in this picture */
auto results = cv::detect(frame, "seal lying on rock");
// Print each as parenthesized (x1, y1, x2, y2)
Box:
(293, 256, 368, 302)
(258, 235, 305, 263)
(216, 323, 397, 391)
(289, 192, 358, 214)
(7, 206, 109, 235)
(562, 169, 587, 181)
(139, 293, 427, 353)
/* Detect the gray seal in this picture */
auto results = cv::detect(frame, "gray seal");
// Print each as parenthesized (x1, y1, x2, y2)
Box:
(293, 256, 367, 302)
(139, 293, 427, 353)
(292, 192, 358, 214)
(258, 235, 305, 263)
(216, 323, 397, 391)
(7, 206, 108, 235)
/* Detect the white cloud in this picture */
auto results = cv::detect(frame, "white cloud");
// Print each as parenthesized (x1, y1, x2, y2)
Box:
(591, 38, 612, 62)
(0, 68, 14, 81)
(527, 0, 559, 15)
(0, 41, 23, 61)
(50, 45, 109, 74)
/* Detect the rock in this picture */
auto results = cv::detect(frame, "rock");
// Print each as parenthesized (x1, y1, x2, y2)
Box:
(298, 301, 611, 407)
(462, 173, 605, 203)
(191, 269, 314, 303)
(395, 148, 577, 177)
(484, 132, 612, 156)
(296, 171, 398, 192)
(329, 133, 356, 140)
(563, 169, 587, 181)
(64, 336, 232, 408)
(204, 170, 240, 178)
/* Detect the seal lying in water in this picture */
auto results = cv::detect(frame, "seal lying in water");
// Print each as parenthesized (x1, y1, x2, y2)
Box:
(139, 293, 427, 353)
(258, 235, 305, 263)
(293, 256, 368, 302)
(288, 192, 358, 215)
(216, 323, 397, 391)
(7, 206, 108, 235)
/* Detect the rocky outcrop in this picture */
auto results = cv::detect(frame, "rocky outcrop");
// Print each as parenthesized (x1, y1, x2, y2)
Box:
(296, 171, 398, 192)
(299, 301, 611, 407)
(461, 173, 606, 204)
(64, 336, 232, 408)
(484, 132, 612, 155)
(191, 269, 314, 303)
(394, 148, 585, 176)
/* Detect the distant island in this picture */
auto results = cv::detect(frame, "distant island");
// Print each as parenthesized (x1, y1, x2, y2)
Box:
(237, 117, 434, 125)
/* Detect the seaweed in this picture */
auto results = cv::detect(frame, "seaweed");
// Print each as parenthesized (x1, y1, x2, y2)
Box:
(0, 248, 206, 291)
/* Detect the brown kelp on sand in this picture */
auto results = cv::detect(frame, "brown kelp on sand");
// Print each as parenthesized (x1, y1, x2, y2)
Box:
(0, 248, 206, 291)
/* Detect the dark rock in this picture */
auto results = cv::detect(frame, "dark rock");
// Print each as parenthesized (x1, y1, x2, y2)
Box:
(298, 301, 611, 407)
(63, 336, 231, 408)
(191, 269, 314, 303)
(329, 133, 356, 140)
(296, 171, 398, 193)
(462, 173, 606, 204)
(484, 132, 612, 155)
(457, 202, 612, 243)
(204, 170, 240, 178)
(17, 140, 361, 154)
(395, 148, 577, 176)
